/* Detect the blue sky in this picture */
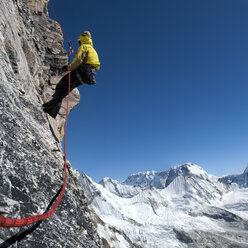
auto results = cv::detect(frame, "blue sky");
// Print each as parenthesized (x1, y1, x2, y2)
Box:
(50, 0, 248, 182)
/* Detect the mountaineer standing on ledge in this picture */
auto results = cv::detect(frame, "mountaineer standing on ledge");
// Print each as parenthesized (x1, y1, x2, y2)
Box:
(43, 30, 100, 118)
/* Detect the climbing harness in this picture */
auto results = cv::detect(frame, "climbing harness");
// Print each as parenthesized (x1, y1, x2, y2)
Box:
(77, 65, 96, 85)
(0, 0, 73, 236)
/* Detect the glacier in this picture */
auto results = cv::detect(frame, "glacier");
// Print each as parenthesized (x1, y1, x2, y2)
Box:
(80, 163, 248, 248)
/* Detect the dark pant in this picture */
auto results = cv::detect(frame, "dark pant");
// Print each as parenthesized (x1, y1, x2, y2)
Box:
(53, 70, 81, 102)
(43, 65, 96, 118)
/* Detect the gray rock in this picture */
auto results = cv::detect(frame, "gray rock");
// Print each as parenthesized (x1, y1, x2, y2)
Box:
(0, 0, 101, 247)
(174, 228, 248, 248)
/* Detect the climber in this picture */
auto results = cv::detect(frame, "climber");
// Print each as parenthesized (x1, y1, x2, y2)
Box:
(42, 31, 100, 118)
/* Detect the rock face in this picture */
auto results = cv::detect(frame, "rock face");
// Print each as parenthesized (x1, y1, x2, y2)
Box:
(0, 0, 101, 247)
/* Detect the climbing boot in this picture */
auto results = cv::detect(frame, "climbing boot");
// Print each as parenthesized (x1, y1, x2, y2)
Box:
(43, 99, 62, 118)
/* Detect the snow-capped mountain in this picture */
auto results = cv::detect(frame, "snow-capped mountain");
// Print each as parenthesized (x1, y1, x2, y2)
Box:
(80, 163, 248, 248)
(219, 165, 248, 187)
(123, 163, 208, 189)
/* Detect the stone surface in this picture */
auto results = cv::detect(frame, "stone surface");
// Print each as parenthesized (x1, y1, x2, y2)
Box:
(0, 0, 101, 247)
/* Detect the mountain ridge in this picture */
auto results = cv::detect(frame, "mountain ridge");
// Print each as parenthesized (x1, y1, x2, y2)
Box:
(81, 163, 248, 248)
(121, 163, 211, 188)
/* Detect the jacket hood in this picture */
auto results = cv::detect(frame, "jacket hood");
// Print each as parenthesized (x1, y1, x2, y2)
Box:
(78, 34, 93, 46)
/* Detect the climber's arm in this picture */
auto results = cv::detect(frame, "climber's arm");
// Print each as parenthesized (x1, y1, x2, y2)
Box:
(69, 46, 84, 71)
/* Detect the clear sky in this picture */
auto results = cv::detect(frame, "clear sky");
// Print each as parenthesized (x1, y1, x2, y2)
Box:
(50, 0, 248, 183)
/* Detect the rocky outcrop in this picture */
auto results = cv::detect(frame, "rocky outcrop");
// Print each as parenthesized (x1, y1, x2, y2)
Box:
(2, 0, 79, 142)
(174, 228, 248, 248)
(0, 0, 101, 247)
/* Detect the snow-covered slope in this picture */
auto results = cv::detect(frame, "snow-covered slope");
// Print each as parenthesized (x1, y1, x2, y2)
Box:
(80, 163, 248, 248)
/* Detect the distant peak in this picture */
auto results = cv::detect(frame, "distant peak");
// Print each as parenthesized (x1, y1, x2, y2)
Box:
(171, 163, 207, 178)
(244, 165, 248, 174)
(173, 162, 199, 169)
(99, 177, 118, 186)
(130, 170, 157, 177)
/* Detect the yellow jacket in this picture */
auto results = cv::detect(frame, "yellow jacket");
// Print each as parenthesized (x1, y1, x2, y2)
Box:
(69, 34, 100, 71)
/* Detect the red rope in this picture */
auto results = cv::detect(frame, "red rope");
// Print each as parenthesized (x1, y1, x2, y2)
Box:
(48, 2, 76, 55)
(0, 58, 71, 228)
(0, 11, 73, 228)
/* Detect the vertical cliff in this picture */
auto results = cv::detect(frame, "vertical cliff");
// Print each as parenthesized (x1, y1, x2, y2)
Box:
(0, 0, 102, 247)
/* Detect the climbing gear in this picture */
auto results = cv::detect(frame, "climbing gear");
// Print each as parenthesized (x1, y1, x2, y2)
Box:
(78, 65, 96, 84)
(0, 185, 63, 248)
(47, 2, 76, 55)
(0, 145, 67, 226)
